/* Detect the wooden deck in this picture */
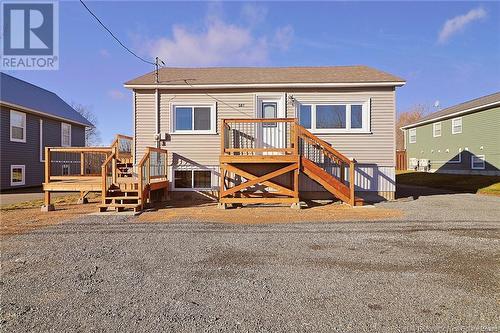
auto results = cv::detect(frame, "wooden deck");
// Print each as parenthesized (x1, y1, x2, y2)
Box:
(42, 135, 169, 212)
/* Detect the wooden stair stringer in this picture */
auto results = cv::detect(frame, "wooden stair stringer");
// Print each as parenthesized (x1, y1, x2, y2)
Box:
(301, 157, 362, 205)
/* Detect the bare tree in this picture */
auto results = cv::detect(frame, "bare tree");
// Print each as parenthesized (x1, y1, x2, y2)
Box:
(71, 103, 101, 146)
(396, 104, 430, 150)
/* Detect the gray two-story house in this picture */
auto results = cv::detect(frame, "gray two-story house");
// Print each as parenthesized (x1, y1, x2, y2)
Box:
(1, 73, 93, 191)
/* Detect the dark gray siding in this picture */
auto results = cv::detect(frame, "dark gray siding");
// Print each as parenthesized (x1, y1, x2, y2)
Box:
(1, 105, 86, 190)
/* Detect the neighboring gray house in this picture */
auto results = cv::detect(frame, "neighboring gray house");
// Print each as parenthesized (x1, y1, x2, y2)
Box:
(125, 66, 405, 202)
(0, 73, 93, 191)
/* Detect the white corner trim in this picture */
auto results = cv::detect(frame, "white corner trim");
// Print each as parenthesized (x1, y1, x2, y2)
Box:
(39, 119, 44, 162)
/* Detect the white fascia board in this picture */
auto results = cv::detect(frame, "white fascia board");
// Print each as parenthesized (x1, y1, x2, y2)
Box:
(401, 101, 500, 130)
(0, 101, 94, 128)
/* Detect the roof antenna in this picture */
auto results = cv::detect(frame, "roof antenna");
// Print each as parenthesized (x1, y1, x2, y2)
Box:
(155, 57, 166, 84)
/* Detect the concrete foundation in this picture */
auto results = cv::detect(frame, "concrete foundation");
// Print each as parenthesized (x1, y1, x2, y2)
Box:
(40, 204, 55, 212)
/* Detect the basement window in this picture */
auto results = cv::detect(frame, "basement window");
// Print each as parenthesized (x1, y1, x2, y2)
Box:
(10, 165, 25, 186)
(471, 155, 485, 170)
(174, 169, 212, 189)
(172, 104, 216, 134)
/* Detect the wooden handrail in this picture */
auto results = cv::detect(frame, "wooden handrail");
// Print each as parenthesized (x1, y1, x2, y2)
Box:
(295, 124, 352, 164)
(46, 147, 112, 153)
(145, 146, 168, 154)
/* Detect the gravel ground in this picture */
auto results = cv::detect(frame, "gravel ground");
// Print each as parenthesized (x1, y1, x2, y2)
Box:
(1, 193, 499, 332)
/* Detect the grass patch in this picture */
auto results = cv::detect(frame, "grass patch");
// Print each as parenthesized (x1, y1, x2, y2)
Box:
(1, 193, 100, 211)
(477, 182, 500, 196)
(397, 172, 500, 195)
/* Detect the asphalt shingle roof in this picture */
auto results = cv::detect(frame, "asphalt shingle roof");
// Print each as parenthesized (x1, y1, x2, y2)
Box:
(125, 66, 405, 86)
(0, 72, 93, 127)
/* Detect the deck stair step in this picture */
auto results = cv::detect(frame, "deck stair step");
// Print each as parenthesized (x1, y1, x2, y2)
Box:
(105, 196, 140, 201)
(98, 203, 142, 213)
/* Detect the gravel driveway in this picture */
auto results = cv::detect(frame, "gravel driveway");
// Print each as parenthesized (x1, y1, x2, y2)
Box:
(1, 193, 499, 332)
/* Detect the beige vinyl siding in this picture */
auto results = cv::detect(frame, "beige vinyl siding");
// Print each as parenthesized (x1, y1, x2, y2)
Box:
(133, 87, 397, 193)
(159, 92, 255, 166)
(134, 90, 156, 162)
(287, 88, 396, 166)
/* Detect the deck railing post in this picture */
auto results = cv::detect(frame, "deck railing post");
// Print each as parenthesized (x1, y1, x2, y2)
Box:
(220, 119, 225, 155)
(45, 147, 51, 184)
(349, 160, 355, 206)
(80, 152, 85, 176)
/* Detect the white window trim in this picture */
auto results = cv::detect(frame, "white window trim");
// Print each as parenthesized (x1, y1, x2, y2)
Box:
(409, 128, 416, 144)
(170, 103, 217, 134)
(433, 122, 442, 137)
(10, 110, 26, 143)
(172, 167, 215, 191)
(61, 122, 71, 146)
(452, 117, 462, 134)
(296, 100, 371, 134)
(39, 119, 44, 162)
(10, 165, 25, 186)
(471, 155, 485, 170)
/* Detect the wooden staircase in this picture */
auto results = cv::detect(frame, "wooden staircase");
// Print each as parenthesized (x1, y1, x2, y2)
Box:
(296, 124, 364, 206)
(98, 137, 168, 213)
(219, 119, 363, 207)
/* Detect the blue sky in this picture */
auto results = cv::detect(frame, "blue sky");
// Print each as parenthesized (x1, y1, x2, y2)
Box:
(5, 1, 500, 144)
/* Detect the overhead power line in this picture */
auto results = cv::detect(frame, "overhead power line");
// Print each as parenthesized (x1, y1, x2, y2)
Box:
(79, 0, 155, 65)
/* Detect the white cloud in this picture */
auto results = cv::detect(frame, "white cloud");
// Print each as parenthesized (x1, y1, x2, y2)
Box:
(135, 5, 293, 67)
(438, 7, 487, 44)
(241, 3, 268, 26)
(108, 89, 126, 100)
(99, 49, 110, 58)
(273, 25, 294, 51)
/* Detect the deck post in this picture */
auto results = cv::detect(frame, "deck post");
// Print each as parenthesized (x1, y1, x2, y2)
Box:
(80, 152, 85, 175)
(349, 160, 355, 206)
(41, 148, 55, 211)
(41, 191, 55, 211)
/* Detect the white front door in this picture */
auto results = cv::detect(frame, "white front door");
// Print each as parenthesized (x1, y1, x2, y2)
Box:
(256, 95, 285, 152)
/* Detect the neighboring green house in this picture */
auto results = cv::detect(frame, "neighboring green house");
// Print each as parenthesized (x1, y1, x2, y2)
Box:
(401, 92, 500, 176)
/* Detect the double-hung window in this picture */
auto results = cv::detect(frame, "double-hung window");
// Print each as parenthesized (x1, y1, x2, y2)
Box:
(174, 169, 212, 190)
(10, 110, 26, 142)
(298, 100, 370, 133)
(61, 123, 71, 146)
(172, 104, 216, 134)
(471, 155, 485, 170)
(409, 128, 417, 144)
(452, 117, 462, 134)
(433, 122, 441, 137)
